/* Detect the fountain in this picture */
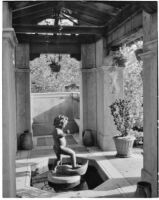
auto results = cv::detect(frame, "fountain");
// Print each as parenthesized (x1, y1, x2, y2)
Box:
(47, 157, 88, 190)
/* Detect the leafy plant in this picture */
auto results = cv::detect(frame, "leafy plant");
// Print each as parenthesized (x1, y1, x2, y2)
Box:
(110, 99, 133, 137)
(112, 51, 127, 67)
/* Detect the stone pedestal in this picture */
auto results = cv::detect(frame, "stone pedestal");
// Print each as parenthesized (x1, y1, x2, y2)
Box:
(15, 44, 31, 146)
(141, 11, 158, 197)
(3, 28, 18, 197)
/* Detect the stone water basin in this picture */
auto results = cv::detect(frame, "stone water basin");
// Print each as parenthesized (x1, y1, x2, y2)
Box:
(31, 157, 108, 193)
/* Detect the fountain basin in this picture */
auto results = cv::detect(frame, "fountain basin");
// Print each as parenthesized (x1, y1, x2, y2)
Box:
(48, 171, 81, 190)
(49, 157, 88, 176)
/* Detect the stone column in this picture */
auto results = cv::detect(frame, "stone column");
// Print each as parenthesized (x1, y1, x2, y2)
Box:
(2, 2, 18, 197)
(81, 39, 124, 150)
(80, 43, 97, 144)
(141, 11, 158, 197)
(15, 44, 31, 147)
(97, 64, 124, 150)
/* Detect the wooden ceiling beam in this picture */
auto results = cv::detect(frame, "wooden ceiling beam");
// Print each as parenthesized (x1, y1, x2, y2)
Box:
(105, 4, 142, 34)
(9, 2, 30, 11)
(13, 12, 53, 25)
(13, 12, 66, 25)
(12, 2, 47, 12)
(16, 33, 99, 44)
(13, 24, 104, 35)
(30, 43, 80, 54)
(69, 12, 103, 26)
(79, 2, 119, 16)
(64, 3, 109, 22)
(13, 4, 53, 19)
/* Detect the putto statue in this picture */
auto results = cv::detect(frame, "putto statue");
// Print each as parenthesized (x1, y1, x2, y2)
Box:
(48, 115, 88, 190)
(52, 115, 78, 171)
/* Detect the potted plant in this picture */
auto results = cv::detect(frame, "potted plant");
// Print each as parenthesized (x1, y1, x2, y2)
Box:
(49, 59, 61, 73)
(109, 99, 135, 157)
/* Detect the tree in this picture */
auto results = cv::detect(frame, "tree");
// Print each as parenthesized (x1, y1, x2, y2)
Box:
(121, 41, 143, 130)
(30, 54, 80, 93)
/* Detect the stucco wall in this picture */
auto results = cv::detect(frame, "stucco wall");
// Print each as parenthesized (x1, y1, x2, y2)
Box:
(31, 92, 80, 136)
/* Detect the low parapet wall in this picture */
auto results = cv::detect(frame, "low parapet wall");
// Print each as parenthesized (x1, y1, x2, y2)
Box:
(31, 92, 80, 136)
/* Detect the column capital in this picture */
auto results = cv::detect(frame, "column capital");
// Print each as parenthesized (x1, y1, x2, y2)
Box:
(3, 28, 18, 47)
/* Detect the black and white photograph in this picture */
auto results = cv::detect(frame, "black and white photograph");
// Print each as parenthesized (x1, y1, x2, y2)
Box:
(2, 1, 158, 198)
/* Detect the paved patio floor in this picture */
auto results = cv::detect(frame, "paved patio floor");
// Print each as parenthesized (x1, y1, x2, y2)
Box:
(16, 134, 143, 198)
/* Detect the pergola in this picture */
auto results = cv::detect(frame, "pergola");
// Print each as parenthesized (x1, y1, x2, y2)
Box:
(2, 1, 158, 197)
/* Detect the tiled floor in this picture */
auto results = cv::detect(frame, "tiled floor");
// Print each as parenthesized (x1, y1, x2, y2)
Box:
(16, 134, 143, 198)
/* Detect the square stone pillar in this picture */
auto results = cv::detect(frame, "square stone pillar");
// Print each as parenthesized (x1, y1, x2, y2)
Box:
(15, 44, 31, 147)
(96, 65, 124, 150)
(3, 2, 18, 197)
(81, 39, 124, 150)
(80, 43, 97, 144)
(3, 26, 18, 199)
(141, 11, 158, 197)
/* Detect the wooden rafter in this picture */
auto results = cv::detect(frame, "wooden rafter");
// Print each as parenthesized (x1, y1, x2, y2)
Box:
(105, 4, 142, 34)
(16, 33, 99, 44)
(78, 2, 120, 16)
(69, 12, 104, 26)
(30, 43, 80, 54)
(13, 12, 54, 25)
(64, 2, 111, 19)
(12, 2, 47, 12)
(13, 24, 104, 35)
(13, 3, 52, 19)
(61, 13, 78, 25)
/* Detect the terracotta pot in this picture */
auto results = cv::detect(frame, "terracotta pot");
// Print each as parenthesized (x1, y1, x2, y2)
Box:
(82, 129, 94, 147)
(20, 130, 33, 150)
(113, 136, 135, 158)
(135, 181, 151, 197)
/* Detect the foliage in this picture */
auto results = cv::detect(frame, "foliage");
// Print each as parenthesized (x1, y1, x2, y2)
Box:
(121, 41, 143, 131)
(110, 99, 133, 137)
(30, 54, 80, 93)
(112, 51, 127, 67)
(129, 130, 143, 146)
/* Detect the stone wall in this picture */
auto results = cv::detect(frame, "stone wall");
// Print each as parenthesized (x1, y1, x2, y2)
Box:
(31, 92, 80, 136)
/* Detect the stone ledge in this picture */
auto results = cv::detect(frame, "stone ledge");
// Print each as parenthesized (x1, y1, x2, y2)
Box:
(16, 166, 31, 190)
(52, 188, 125, 198)
(94, 158, 136, 197)
(16, 186, 55, 198)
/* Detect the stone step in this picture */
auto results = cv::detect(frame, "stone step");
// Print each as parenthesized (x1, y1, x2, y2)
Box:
(52, 188, 125, 198)
(16, 166, 31, 190)
(16, 186, 56, 198)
